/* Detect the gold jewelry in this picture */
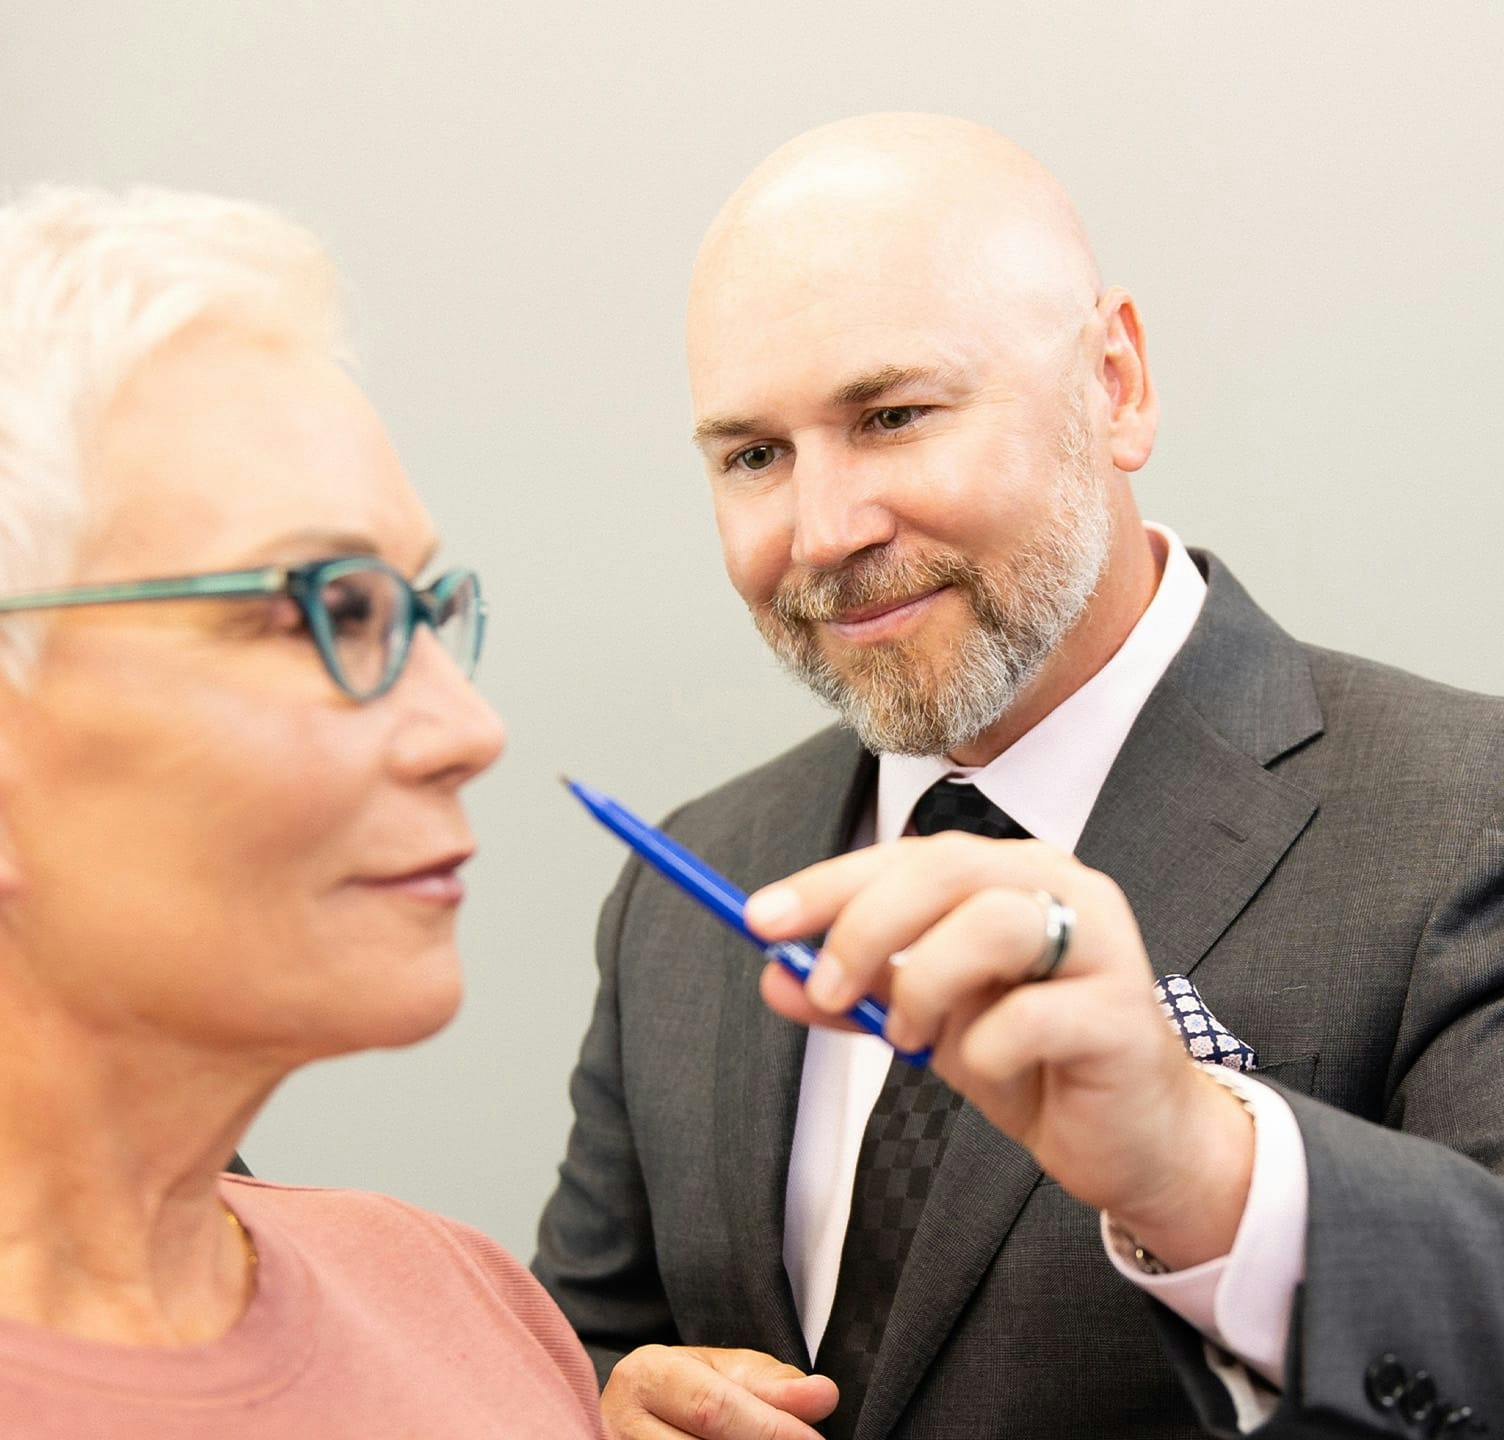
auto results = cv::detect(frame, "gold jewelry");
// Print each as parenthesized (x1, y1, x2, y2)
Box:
(1127, 1235, 1172, 1275)
(223, 1204, 258, 1272)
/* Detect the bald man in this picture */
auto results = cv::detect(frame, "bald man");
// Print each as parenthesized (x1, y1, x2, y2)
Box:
(535, 115, 1504, 1439)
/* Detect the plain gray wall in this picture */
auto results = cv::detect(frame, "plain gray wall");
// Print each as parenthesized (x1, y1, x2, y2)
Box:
(4, 0, 1500, 1256)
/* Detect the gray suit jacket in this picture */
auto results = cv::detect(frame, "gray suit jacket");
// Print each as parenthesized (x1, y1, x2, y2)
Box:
(535, 554, 1504, 1438)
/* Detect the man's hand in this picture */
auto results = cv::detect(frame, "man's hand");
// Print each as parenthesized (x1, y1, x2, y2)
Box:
(601, 1345, 839, 1439)
(745, 835, 1255, 1269)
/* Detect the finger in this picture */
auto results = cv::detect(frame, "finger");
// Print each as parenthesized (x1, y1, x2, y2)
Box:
(883, 887, 1063, 1052)
(954, 974, 1145, 1086)
(747, 835, 1087, 946)
(766, 1375, 840, 1426)
(696, 1348, 839, 1424)
(744, 843, 899, 939)
(750, 838, 1145, 1026)
(759, 962, 865, 1034)
(790, 837, 1083, 1016)
(650, 1374, 824, 1439)
(812, 837, 1047, 1012)
(615, 1348, 829, 1440)
(606, 1414, 712, 1440)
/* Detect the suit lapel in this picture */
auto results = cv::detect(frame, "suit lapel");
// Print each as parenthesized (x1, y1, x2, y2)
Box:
(1077, 554, 1323, 980)
(713, 735, 876, 1370)
(1076, 683, 1318, 980)
(854, 554, 1324, 1437)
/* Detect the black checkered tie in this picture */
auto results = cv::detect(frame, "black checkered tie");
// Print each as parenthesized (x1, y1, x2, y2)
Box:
(813, 781, 1028, 1438)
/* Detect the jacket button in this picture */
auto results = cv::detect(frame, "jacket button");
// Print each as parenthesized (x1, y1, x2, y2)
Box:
(1399, 1371, 1437, 1423)
(1365, 1354, 1408, 1411)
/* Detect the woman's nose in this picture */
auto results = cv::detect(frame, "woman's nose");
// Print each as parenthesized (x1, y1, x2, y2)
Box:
(386, 627, 506, 785)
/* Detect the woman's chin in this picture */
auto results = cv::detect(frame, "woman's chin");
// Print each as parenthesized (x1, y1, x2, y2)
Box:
(301, 951, 466, 1056)
(366, 966, 465, 1050)
(194, 938, 468, 1059)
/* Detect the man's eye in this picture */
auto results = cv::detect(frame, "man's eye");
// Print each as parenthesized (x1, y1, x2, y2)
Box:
(733, 443, 780, 472)
(871, 406, 921, 431)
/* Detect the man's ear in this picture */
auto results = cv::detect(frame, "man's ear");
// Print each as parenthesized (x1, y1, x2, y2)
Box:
(1097, 287, 1159, 473)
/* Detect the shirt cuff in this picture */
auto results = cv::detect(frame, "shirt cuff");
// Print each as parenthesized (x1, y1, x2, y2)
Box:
(1100, 1068, 1308, 1389)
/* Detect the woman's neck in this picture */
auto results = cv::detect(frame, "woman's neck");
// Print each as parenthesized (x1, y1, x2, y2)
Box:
(0, 1006, 276, 1346)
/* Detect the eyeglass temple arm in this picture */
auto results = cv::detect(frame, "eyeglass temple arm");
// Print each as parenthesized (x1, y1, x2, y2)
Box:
(0, 566, 287, 617)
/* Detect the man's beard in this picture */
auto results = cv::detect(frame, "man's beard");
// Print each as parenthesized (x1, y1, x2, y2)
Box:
(752, 388, 1111, 756)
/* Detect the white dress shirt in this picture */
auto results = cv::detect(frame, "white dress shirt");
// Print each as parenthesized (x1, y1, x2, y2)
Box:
(781, 524, 1306, 1430)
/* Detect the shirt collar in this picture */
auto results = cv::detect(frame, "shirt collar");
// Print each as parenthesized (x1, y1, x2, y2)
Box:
(876, 523, 1206, 851)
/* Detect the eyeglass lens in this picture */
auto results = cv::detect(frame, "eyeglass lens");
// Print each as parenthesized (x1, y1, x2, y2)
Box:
(319, 567, 406, 696)
(432, 572, 481, 675)
(316, 565, 480, 698)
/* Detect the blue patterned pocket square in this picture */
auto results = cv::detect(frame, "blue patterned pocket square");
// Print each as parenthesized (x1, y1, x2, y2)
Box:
(1154, 975, 1258, 1072)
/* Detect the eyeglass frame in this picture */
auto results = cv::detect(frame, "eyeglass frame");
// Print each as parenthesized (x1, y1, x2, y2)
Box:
(0, 555, 486, 702)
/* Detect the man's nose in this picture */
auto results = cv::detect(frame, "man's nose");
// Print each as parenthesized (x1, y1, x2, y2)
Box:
(788, 449, 897, 572)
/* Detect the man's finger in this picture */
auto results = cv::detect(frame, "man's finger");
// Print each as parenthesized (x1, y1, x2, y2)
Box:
(748, 835, 1086, 942)
(754, 836, 1097, 1017)
(759, 961, 866, 1034)
(808, 839, 1043, 1010)
(744, 844, 899, 939)
(608, 1346, 833, 1439)
(653, 1374, 825, 1439)
(693, 1348, 839, 1424)
(954, 974, 1142, 1085)
(883, 887, 1066, 1051)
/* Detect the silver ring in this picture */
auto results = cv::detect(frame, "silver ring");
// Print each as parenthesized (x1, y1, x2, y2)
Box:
(1026, 891, 1074, 981)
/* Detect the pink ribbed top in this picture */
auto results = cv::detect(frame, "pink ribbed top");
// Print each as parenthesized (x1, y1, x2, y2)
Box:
(0, 1176, 602, 1438)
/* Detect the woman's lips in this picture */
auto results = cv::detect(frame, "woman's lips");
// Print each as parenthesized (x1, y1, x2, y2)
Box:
(363, 871, 466, 904)
(826, 586, 949, 643)
(354, 853, 472, 905)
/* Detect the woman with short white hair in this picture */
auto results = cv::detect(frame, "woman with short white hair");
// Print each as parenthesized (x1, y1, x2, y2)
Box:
(0, 187, 600, 1437)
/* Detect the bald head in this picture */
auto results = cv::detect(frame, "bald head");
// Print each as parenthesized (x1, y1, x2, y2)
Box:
(689, 114, 1101, 387)
(686, 114, 1162, 762)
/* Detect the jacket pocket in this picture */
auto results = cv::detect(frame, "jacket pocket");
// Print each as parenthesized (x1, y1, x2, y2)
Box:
(1250, 1052, 1319, 1095)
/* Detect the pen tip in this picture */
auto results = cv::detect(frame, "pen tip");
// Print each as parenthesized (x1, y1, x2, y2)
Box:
(558, 774, 575, 788)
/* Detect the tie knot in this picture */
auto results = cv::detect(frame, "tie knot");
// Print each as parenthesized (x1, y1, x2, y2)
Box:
(909, 779, 1029, 841)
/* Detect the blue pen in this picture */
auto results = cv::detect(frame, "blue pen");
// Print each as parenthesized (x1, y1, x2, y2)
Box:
(563, 777, 930, 1067)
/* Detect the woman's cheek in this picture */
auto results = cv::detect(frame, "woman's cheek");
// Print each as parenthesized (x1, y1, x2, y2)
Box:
(206, 704, 378, 877)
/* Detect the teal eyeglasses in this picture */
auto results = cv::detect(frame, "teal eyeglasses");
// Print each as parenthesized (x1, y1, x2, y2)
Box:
(0, 555, 486, 702)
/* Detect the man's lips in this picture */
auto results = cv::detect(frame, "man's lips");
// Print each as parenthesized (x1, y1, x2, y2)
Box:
(826, 586, 949, 642)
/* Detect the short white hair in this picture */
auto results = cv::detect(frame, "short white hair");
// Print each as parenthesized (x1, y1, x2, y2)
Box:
(0, 186, 348, 681)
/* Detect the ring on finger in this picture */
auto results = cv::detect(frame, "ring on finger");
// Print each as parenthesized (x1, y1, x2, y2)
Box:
(1026, 891, 1074, 981)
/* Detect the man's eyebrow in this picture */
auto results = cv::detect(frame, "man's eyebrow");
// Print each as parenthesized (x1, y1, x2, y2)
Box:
(691, 364, 968, 449)
(829, 363, 965, 407)
(692, 413, 769, 448)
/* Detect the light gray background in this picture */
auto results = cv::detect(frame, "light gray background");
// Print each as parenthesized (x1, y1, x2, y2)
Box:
(4, 1, 1499, 1255)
